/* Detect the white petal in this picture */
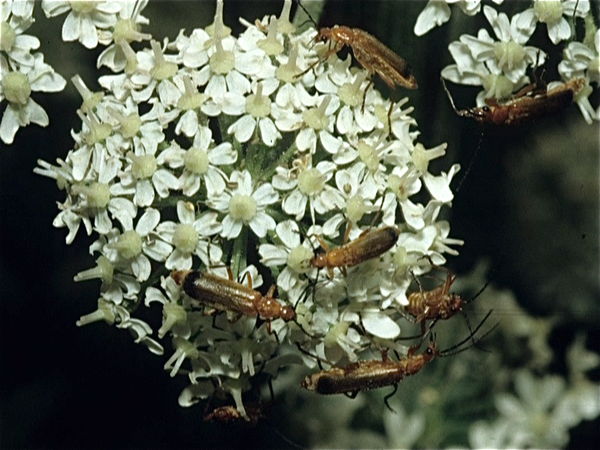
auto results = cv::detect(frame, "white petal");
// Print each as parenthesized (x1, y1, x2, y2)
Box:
(134, 179, 155, 206)
(258, 118, 281, 147)
(253, 183, 278, 206)
(177, 200, 196, 224)
(362, 310, 400, 339)
(228, 115, 256, 143)
(259, 243, 289, 267)
(136, 208, 160, 235)
(250, 212, 275, 238)
(144, 240, 173, 262)
(414, 1, 451, 36)
(276, 220, 301, 248)
(282, 189, 308, 219)
(221, 215, 242, 239)
(547, 18, 571, 44)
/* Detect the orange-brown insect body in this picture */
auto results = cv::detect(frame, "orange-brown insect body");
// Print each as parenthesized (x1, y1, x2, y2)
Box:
(405, 272, 464, 322)
(316, 26, 418, 91)
(171, 270, 296, 323)
(203, 404, 264, 426)
(301, 341, 436, 395)
(450, 78, 586, 125)
(310, 226, 399, 276)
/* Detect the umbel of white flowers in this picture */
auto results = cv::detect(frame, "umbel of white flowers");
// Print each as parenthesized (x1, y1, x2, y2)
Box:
(31, 0, 462, 415)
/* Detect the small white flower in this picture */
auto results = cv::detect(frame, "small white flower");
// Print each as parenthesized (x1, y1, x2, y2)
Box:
(156, 200, 223, 270)
(456, 6, 544, 85)
(258, 220, 313, 297)
(102, 208, 172, 281)
(414, 0, 504, 36)
(41, 0, 121, 49)
(275, 157, 345, 223)
(495, 370, 571, 448)
(145, 275, 190, 339)
(160, 126, 236, 198)
(209, 170, 278, 239)
(96, 0, 152, 71)
(559, 29, 600, 84)
(228, 81, 282, 146)
(0, 0, 38, 67)
(0, 52, 66, 144)
(113, 140, 179, 207)
(517, 0, 590, 44)
(441, 40, 530, 105)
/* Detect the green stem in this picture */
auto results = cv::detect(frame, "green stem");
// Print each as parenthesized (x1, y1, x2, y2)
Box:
(230, 225, 248, 279)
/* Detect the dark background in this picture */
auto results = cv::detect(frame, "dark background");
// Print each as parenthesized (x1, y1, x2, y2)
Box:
(1, 1, 598, 448)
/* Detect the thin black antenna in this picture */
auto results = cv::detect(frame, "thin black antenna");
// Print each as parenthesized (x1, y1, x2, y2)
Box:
(455, 129, 483, 194)
(438, 309, 498, 356)
(294, 0, 319, 27)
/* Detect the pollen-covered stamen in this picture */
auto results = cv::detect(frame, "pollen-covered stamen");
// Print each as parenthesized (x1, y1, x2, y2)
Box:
(287, 245, 314, 274)
(276, 43, 300, 82)
(172, 223, 199, 254)
(392, 246, 410, 275)
(158, 303, 188, 338)
(184, 146, 209, 174)
(229, 194, 258, 223)
(77, 109, 112, 145)
(412, 142, 447, 175)
(0, 21, 16, 52)
(574, 83, 593, 104)
(346, 194, 368, 224)
(128, 152, 157, 179)
(76, 298, 117, 326)
(164, 337, 199, 377)
(120, 40, 139, 75)
(493, 41, 526, 71)
(246, 83, 272, 118)
(209, 33, 235, 75)
(324, 322, 350, 348)
(534, 0, 564, 24)
(71, 181, 111, 208)
(112, 16, 151, 45)
(71, 75, 104, 113)
(1, 72, 31, 105)
(357, 140, 381, 173)
(303, 95, 331, 130)
(177, 76, 207, 110)
(205, 0, 231, 39)
(388, 170, 418, 200)
(277, 0, 296, 35)
(112, 229, 143, 259)
(481, 74, 514, 100)
(108, 107, 142, 139)
(298, 168, 326, 197)
(69, 1, 96, 14)
(74, 256, 114, 284)
(338, 72, 369, 107)
(258, 16, 284, 56)
(149, 40, 178, 80)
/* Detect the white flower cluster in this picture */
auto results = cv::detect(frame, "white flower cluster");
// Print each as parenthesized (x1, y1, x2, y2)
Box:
(0, 0, 66, 144)
(34, 0, 464, 415)
(418, 0, 599, 124)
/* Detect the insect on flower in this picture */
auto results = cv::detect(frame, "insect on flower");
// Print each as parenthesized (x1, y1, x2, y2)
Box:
(203, 403, 265, 426)
(403, 256, 491, 342)
(442, 77, 587, 126)
(301, 311, 497, 408)
(171, 268, 296, 334)
(296, 2, 418, 122)
(310, 226, 400, 279)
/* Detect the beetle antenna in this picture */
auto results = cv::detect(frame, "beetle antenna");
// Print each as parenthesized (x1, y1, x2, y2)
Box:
(294, 0, 319, 28)
(438, 310, 499, 356)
